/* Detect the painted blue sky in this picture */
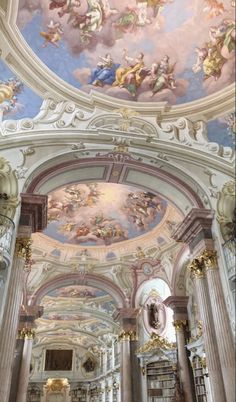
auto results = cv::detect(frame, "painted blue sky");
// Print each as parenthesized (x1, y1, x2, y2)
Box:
(0, 58, 42, 121)
(17, 0, 235, 105)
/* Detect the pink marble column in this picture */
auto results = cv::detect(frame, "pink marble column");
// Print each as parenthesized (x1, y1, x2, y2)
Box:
(119, 333, 132, 402)
(0, 245, 26, 402)
(16, 330, 34, 402)
(115, 308, 141, 402)
(189, 259, 226, 402)
(202, 250, 235, 402)
(174, 322, 194, 402)
(165, 296, 195, 402)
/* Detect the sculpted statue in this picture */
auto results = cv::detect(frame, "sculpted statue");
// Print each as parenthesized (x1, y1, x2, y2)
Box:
(147, 301, 160, 329)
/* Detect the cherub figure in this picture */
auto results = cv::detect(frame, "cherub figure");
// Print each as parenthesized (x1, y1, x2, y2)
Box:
(203, 0, 226, 19)
(0, 77, 23, 115)
(40, 20, 63, 47)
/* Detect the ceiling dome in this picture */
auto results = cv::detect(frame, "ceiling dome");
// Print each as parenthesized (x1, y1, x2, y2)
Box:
(16, 0, 235, 105)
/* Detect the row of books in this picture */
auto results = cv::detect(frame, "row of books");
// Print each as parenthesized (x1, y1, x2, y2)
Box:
(148, 397, 174, 402)
(148, 380, 174, 388)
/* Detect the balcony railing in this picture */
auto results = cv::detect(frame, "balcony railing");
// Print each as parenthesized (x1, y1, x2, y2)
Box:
(0, 213, 15, 269)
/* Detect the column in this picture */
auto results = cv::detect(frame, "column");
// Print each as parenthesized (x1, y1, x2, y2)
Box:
(164, 296, 195, 402)
(118, 331, 132, 402)
(8, 337, 25, 402)
(115, 308, 142, 402)
(0, 239, 30, 402)
(173, 320, 195, 402)
(139, 358, 148, 402)
(188, 259, 226, 402)
(201, 250, 236, 402)
(16, 329, 35, 402)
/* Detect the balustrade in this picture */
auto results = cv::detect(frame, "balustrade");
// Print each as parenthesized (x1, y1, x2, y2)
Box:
(0, 213, 15, 270)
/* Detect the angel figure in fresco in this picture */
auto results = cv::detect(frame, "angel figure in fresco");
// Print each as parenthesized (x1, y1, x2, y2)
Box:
(49, 0, 82, 19)
(113, 7, 139, 34)
(112, 49, 149, 96)
(193, 46, 226, 80)
(203, 0, 226, 19)
(88, 53, 120, 86)
(0, 77, 23, 116)
(149, 55, 176, 96)
(40, 20, 63, 47)
(71, 0, 104, 43)
(100, 0, 118, 21)
(147, 0, 174, 17)
(136, 0, 173, 27)
(193, 19, 235, 80)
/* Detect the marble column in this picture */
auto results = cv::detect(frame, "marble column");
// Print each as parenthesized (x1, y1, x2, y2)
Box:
(173, 320, 195, 402)
(189, 259, 226, 402)
(116, 308, 142, 402)
(119, 331, 132, 402)
(16, 329, 35, 402)
(164, 296, 195, 402)
(201, 250, 236, 402)
(0, 239, 30, 402)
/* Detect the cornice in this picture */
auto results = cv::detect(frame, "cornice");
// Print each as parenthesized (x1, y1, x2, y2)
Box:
(0, 2, 235, 121)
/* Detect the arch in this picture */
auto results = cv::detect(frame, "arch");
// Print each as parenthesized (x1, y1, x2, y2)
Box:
(24, 155, 204, 218)
(134, 277, 171, 309)
(171, 244, 190, 296)
(29, 273, 127, 308)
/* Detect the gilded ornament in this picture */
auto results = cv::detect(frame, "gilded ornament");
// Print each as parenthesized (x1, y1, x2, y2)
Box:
(200, 250, 218, 270)
(137, 332, 175, 353)
(197, 321, 203, 337)
(118, 330, 138, 342)
(173, 320, 187, 331)
(45, 378, 69, 391)
(17, 328, 35, 340)
(199, 356, 207, 369)
(16, 238, 32, 264)
(188, 258, 205, 279)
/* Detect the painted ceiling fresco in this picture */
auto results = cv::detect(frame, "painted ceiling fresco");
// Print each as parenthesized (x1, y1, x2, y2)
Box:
(37, 285, 116, 343)
(44, 182, 167, 246)
(16, 0, 235, 104)
(0, 59, 42, 121)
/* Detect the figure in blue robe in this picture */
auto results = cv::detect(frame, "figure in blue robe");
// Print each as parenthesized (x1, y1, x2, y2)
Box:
(88, 53, 120, 86)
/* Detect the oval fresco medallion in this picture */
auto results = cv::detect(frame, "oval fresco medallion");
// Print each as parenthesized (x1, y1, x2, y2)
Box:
(43, 182, 167, 245)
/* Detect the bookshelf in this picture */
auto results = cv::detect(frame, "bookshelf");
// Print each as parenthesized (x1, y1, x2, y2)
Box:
(147, 360, 175, 402)
(192, 356, 207, 402)
(70, 386, 87, 402)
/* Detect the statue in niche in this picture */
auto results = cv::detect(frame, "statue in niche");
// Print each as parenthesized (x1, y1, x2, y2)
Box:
(83, 357, 95, 372)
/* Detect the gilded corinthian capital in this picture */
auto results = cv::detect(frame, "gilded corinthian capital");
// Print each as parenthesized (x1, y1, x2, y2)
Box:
(173, 320, 187, 331)
(188, 258, 205, 279)
(200, 250, 218, 270)
(118, 330, 138, 342)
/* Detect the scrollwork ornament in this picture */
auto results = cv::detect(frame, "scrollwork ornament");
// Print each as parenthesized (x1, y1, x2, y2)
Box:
(137, 332, 175, 353)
